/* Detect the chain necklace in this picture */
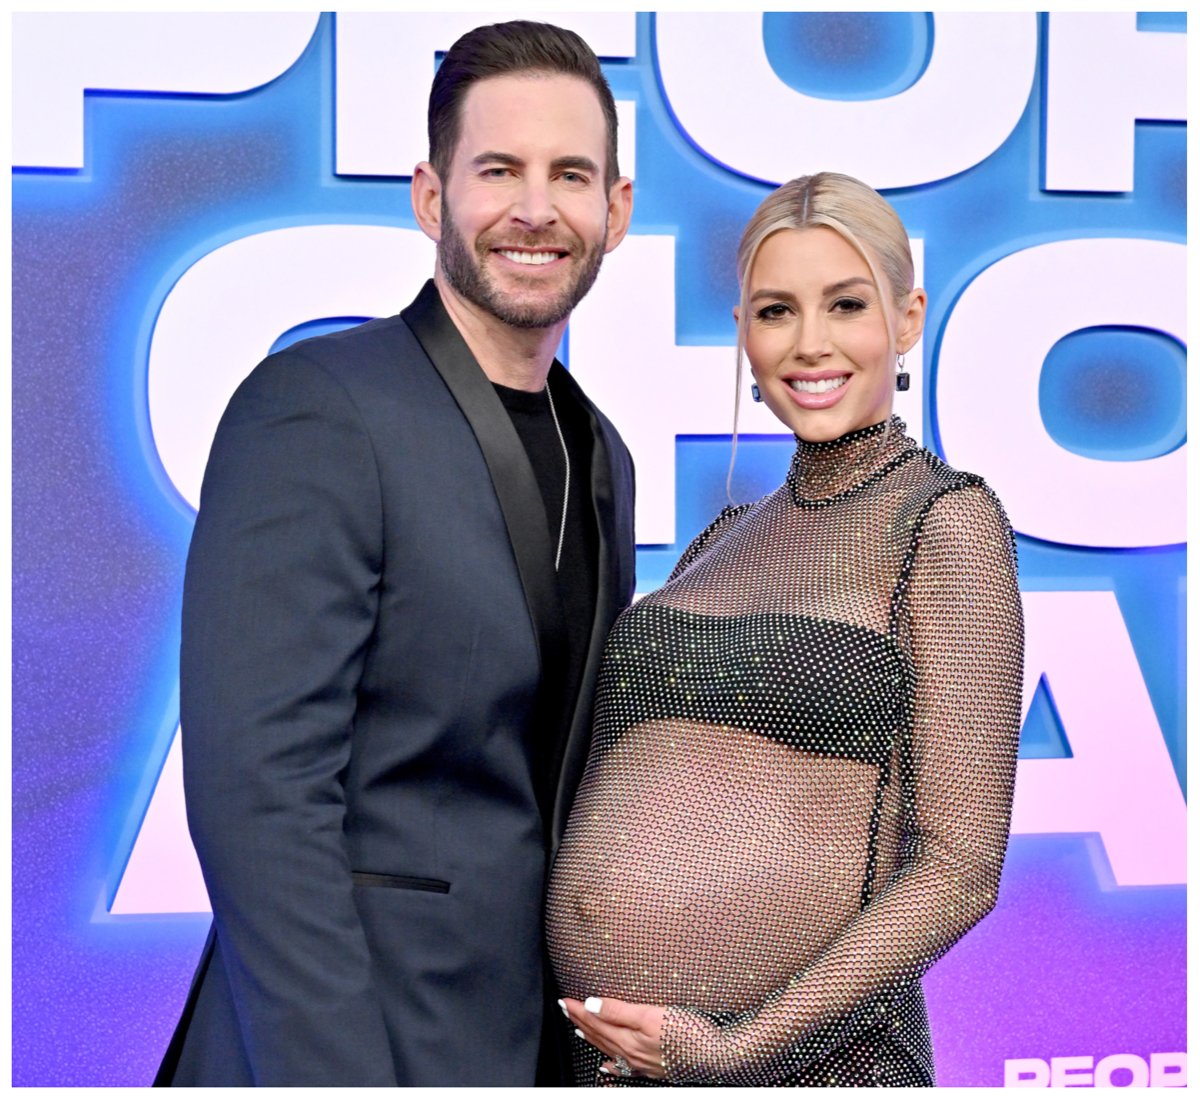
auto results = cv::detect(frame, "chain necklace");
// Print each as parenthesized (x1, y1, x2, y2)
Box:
(544, 381, 570, 572)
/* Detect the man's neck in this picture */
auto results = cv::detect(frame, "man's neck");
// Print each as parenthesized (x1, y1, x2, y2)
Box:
(433, 271, 565, 393)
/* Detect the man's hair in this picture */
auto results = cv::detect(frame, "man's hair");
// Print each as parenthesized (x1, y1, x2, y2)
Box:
(428, 20, 620, 190)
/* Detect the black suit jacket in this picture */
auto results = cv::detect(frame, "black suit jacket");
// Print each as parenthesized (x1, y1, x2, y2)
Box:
(155, 281, 636, 1086)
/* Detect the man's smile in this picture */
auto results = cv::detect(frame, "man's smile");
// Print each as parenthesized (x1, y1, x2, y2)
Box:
(493, 247, 570, 267)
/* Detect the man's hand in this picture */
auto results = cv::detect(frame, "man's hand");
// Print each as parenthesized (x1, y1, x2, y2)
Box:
(561, 996, 667, 1080)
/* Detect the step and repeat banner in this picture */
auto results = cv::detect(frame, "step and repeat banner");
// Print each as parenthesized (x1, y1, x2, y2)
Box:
(11, 12, 1186, 1087)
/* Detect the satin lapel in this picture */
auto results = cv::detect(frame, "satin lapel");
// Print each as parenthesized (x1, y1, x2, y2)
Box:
(546, 367, 637, 851)
(401, 281, 567, 696)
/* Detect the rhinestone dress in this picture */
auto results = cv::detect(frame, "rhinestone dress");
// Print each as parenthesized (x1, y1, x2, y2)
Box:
(546, 417, 1024, 1086)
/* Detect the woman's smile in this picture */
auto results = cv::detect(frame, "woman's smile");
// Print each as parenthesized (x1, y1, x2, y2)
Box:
(784, 372, 852, 408)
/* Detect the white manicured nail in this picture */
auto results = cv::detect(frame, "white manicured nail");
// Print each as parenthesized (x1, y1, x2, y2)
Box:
(557, 999, 568, 1019)
(584, 997, 603, 1014)
(574, 1028, 585, 1040)
(598, 1065, 613, 1075)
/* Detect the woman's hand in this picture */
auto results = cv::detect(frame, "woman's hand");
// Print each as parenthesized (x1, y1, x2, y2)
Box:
(561, 996, 667, 1080)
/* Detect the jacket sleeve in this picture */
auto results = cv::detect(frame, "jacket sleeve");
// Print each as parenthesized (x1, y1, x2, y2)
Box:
(180, 349, 397, 1085)
(660, 482, 1024, 1084)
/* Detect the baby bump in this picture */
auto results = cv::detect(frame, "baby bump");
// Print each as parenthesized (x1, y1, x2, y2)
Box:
(546, 721, 878, 1013)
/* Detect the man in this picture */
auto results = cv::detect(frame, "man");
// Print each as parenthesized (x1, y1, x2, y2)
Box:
(155, 21, 635, 1087)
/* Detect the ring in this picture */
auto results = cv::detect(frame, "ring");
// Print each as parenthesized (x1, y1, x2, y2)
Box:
(614, 1056, 634, 1078)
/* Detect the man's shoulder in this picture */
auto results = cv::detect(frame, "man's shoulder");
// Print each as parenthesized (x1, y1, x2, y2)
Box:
(244, 312, 443, 410)
(222, 311, 445, 433)
(276, 313, 424, 372)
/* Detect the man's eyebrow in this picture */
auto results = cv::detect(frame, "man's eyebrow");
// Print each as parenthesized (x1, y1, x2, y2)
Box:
(469, 152, 601, 177)
(471, 151, 523, 168)
(551, 155, 600, 176)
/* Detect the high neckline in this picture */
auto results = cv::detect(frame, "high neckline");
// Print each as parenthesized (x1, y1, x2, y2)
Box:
(786, 416, 916, 505)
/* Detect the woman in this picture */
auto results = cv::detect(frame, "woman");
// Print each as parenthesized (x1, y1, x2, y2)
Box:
(546, 172, 1024, 1087)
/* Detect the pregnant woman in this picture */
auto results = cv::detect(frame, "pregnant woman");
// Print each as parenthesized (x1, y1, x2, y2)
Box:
(547, 172, 1024, 1087)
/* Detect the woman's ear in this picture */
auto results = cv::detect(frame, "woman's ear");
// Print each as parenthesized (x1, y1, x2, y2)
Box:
(896, 288, 927, 354)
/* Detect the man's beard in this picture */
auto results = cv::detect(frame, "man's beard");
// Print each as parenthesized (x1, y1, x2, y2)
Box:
(438, 202, 606, 330)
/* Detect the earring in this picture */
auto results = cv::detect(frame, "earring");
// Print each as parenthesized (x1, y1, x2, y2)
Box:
(895, 353, 910, 393)
(751, 383, 763, 403)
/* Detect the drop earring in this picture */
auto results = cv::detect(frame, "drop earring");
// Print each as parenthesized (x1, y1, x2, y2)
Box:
(751, 383, 762, 403)
(895, 353, 910, 392)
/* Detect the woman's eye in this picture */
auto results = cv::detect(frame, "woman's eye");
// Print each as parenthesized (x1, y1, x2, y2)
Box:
(832, 297, 867, 313)
(754, 304, 789, 321)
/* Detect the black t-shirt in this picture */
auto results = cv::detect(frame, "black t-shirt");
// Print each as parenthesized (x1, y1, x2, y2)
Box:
(492, 378, 598, 746)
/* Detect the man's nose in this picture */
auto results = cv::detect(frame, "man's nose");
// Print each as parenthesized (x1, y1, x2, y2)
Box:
(510, 178, 557, 231)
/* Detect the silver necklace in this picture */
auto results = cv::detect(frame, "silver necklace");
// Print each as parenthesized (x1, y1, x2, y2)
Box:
(544, 381, 570, 572)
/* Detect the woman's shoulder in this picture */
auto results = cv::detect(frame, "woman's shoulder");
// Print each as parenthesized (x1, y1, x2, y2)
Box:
(900, 449, 1018, 568)
(666, 502, 756, 582)
(901, 446, 1010, 518)
(907, 444, 985, 490)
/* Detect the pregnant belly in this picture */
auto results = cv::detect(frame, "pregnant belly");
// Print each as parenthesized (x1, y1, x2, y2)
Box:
(546, 721, 878, 1013)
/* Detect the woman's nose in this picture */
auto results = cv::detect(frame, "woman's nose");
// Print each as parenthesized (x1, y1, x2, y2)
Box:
(791, 316, 831, 362)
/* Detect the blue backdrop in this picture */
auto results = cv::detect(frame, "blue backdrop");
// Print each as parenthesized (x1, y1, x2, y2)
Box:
(11, 12, 1186, 1087)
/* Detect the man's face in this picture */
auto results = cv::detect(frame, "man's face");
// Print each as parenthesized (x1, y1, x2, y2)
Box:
(436, 73, 620, 330)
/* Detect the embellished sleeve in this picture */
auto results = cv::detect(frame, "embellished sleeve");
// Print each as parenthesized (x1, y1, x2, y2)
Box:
(660, 482, 1024, 1084)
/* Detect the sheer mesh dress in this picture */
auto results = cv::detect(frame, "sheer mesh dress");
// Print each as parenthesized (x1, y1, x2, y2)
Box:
(546, 417, 1023, 1086)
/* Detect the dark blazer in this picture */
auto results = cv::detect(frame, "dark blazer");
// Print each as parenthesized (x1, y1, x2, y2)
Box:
(155, 281, 636, 1087)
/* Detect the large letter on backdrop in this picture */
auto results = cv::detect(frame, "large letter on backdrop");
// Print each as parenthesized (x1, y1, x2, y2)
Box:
(147, 225, 434, 510)
(111, 728, 205, 914)
(936, 238, 1185, 547)
(11, 13, 319, 169)
(1012, 592, 1185, 887)
(334, 13, 636, 178)
(1044, 13, 1187, 192)
(654, 13, 1037, 187)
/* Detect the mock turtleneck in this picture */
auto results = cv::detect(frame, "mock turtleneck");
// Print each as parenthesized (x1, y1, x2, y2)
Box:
(786, 415, 916, 505)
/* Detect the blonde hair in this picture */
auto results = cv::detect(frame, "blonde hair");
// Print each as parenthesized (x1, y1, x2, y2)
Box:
(727, 172, 915, 499)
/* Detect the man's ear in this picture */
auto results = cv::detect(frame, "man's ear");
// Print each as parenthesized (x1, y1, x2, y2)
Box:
(603, 176, 634, 254)
(412, 162, 443, 243)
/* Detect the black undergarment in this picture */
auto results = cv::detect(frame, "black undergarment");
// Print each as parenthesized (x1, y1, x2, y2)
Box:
(597, 606, 908, 769)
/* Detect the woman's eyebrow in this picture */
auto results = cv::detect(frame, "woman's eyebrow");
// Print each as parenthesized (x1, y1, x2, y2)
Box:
(823, 277, 874, 295)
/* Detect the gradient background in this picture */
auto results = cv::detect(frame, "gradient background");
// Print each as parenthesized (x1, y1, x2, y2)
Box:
(11, 12, 1186, 1087)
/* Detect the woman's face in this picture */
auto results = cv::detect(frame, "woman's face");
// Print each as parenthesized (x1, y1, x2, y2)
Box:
(741, 226, 925, 443)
